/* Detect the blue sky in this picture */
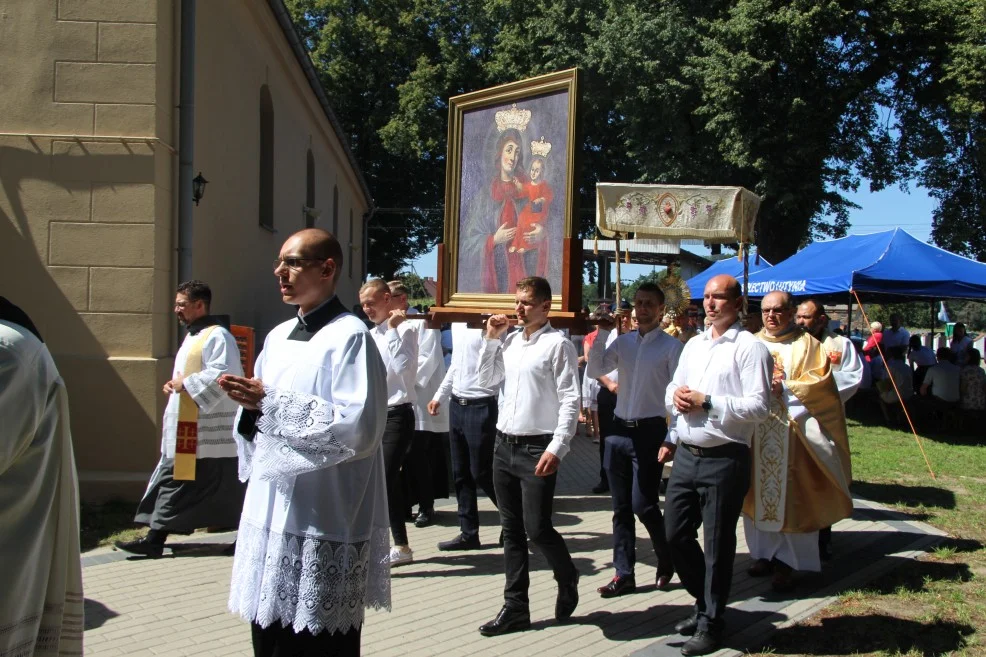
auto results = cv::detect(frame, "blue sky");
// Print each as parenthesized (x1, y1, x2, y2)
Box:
(407, 185, 938, 283)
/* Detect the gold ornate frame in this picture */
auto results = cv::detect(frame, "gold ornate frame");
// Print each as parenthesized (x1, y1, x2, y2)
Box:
(438, 69, 581, 313)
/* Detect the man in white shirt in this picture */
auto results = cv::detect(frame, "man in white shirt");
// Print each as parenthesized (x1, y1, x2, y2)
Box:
(588, 283, 682, 599)
(921, 347, 961, 403)
(475, 276, 581, 637)
(882, 313, 910, 350)
(662, 275, 772, 657)
(951, 323, 974, 367)
(219, 229, 389, 657)
(389, 282, 448, 528)
(428, 322, 501, 550)
(1, 301, 83, 657)
(359, 278, 418, 565)
(117, 280, 245, 557)
(908, 335, 937, 388)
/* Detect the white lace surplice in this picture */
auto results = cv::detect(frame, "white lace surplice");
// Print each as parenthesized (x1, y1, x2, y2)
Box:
(229, 314, 391, 635)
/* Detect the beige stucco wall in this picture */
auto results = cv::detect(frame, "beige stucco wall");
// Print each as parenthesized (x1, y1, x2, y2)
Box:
(0, 0, 369, 501)
(192, 0, 369, 340)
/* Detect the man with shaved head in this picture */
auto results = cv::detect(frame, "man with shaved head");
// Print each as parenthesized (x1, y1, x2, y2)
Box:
(663, 275, 772, 656)
(219, 228, 389, 656)
(745, 290, 853, 593)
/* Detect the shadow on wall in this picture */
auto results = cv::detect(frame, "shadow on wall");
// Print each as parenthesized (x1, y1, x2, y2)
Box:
(0, 141, 162, 498)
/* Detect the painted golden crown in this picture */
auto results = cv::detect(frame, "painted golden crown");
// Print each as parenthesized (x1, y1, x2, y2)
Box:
(530, 136, 552, 158)
(495, 103, 532, 133)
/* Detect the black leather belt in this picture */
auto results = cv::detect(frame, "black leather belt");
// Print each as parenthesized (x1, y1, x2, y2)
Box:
(614, 415, 665, 429)
(388, 403, 413, 412)
(496, 431, 552, 446)
(679, 441, 748, 458)
(452, 394, 496, 406)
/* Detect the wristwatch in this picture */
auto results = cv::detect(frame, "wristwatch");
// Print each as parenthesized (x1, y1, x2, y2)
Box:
(701, 395, 712, 412)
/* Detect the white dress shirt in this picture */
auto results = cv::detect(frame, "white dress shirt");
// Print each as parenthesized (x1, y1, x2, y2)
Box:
(882, 327, 911, 349)
(587, 327, 683, 420)
(369, 320, 418, 407)
(476, 323, 580, 459)
(433, 322, 499, 402)
(665, 323, 772, 447)
(908, 345, 937, 368)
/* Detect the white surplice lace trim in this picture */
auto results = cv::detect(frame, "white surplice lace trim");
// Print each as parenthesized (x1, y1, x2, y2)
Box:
(240, 386, 356, 493)
(228, 520, 391, 635)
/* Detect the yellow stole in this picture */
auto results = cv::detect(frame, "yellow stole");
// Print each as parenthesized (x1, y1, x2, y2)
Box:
(174, 325, 218, 481)
(744, 327, 853, 532)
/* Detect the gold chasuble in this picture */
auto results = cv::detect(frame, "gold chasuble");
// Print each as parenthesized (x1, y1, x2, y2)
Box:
(174, 325, 218, 480)
(743, 327, 852, 533)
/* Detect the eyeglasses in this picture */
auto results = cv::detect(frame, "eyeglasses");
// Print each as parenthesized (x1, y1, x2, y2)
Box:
(761, 307, 788, 316)
(273, 257, 324, 270)
(174, 301, 190, 309)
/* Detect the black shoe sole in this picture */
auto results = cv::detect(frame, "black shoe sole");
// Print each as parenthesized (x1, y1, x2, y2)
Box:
(478, 621, 531, 637)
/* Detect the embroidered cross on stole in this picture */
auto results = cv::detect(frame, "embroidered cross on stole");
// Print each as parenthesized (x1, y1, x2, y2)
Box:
(174, 326, 218, 481)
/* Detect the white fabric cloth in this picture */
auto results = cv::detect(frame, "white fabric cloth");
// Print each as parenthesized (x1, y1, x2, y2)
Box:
(162, 324, 243, 459)
(433, 323, 499, 402)
(582, 330, 617, 411)
(588, 327, 683, 419)
(369, 321, 417, 407)
(923, 361, 961, 402)
(0, 321, 83, 657)
(882, 327, 911, 350)
(408, 320, 448, 432)
(477, 323, 581, 459)
(743, 517, 820, 572)
(665, 323, 773, 447)
(819, 329, 863, 403)
(229, 312, 391, 635)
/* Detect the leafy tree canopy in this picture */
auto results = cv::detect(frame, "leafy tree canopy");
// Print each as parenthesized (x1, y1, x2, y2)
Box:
(286, 0, 986, 276)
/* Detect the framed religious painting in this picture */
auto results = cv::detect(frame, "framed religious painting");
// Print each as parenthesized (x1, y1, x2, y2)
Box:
(437, 69, 581, 314)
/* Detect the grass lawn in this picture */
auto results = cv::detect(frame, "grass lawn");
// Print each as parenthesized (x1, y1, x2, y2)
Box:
(80, 499, 146, 552)
(756, 410, 986, 657)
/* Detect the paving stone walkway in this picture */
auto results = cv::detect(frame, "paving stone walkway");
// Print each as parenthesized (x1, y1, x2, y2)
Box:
(82, 435, 946, 656)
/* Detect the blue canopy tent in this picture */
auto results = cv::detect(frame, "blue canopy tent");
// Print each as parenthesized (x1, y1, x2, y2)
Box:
(687, 254, 772, 300)
(745, 229, 986, 300)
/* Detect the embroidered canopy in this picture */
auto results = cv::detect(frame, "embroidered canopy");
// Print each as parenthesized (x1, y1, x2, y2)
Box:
(596, 183, 761, 243)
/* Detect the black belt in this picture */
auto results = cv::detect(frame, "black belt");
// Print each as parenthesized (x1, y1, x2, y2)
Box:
(679, 441, 748, 458)
(614, 415, 665, 429)
(451, 394, 496, 406)
(388, 403, 413, 412)
(496, 431, 552, 446)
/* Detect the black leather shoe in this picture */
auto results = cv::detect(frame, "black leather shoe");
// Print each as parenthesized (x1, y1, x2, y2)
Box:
(555, 573, 579, 621)
(747, 558, 773, 577)
(597, 575, 636, 598)
(438, 534, 481, 551)
(656, 569, 674, 591)
(115, 536, 164, 558)
(674, 613, 699, 636)
(680, 630, 721, 656)
(591, 482, 610, 494)
(414, 509, 434, 528)
(478, 606, 531, 636)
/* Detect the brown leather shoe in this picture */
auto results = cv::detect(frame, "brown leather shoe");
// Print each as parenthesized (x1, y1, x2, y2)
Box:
(747, 558, 773, 577)
(771, 561, 796, 592)
(655, 571, 674, 591)
(597, 575, 636, 598)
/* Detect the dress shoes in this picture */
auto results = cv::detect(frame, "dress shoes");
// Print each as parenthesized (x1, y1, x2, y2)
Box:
(478, 606, 531, 637)
(597, 575, 636, 598)
(771, 561, 796, 592)
(555, 573, 579, 621)
(655, 571, 674, 591)
(414, 509, 434, 528)
(680, 630, 721, 656)
(747, 558, 773, 577)
(114, 536, 164, 558)
(437, 533, 481, 551)
(591, 482, 610, 494)
(674, 613, 699, 636)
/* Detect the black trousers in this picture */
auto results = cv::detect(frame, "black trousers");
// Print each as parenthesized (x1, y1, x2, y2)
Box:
(382, 404, 415, 546)
(604, 422, 672, 578)
(596, 388, 617, 486)
(408, 430, 437, 513)
(664, 443, 750, 633)
(448, 396, 498, 539)
(251, 622, 360, 657)
(493, 435, 577, 610)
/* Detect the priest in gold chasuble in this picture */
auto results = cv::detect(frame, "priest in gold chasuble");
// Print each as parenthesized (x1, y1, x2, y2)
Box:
(743, 291, 852, 589)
